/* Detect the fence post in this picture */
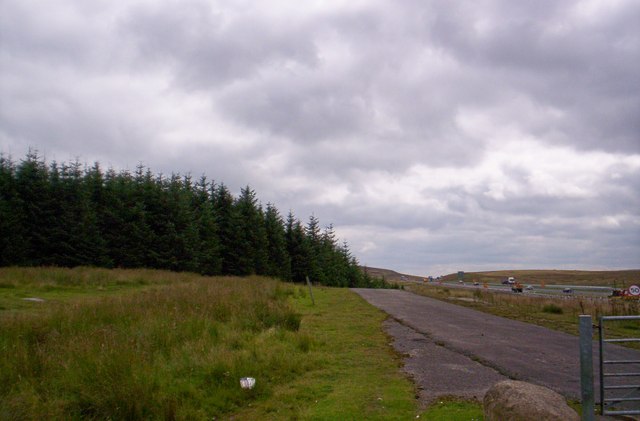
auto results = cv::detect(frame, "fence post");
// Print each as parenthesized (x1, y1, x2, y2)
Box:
(305, 276, 315, 306)
(579, 315, 594, 421)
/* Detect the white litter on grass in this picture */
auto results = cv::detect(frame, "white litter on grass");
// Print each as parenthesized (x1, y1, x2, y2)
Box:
(240, 377, 255, 389)
(22, 297, 45, 302)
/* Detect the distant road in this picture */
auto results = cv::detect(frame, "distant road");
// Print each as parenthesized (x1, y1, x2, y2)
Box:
(416, 280, 617, 298)
(352, 288, 640, 401)
(405, 279, 613, 298)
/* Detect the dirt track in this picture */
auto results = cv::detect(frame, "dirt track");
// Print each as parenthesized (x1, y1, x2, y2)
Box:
(352, 288, 640, 406)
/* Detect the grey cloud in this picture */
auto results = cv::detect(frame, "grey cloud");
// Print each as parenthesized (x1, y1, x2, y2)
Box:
(1, 0, 639, 275)
(218, 75, 370, 142)
(425, 0, 640, 153)
(123, 1, 318, 89)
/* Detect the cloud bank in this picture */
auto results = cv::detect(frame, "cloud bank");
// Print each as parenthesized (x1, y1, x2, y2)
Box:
(1, 0, 638, 275)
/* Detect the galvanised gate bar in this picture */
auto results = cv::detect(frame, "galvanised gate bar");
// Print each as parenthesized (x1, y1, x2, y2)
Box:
(599, 315, 640, 417)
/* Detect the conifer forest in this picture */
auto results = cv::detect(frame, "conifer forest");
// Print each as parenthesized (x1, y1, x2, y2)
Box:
(0, 151, 389, 288)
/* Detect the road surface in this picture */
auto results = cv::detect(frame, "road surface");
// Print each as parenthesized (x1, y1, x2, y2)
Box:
(352, 288, 640, 406)
(418, 280, 616, 298)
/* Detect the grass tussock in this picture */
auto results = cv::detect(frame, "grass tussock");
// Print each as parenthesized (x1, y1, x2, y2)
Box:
(542, 303, 564, 314)
(0, 272, 312, 420)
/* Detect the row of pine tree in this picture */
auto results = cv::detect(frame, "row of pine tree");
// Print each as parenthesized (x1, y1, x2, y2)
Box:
(0, 151, 391, 288)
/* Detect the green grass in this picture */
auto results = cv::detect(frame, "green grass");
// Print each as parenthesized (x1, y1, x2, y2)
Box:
(0, 267, 194, 312)
(420, 399, 483, 420)
(230, 287, 421, 419)
(0, 270, 309, 419)
(228, 287, 484, 420)
(0, 267, 485, 420)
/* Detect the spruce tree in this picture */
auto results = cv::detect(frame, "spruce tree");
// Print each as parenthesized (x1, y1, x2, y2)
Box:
(286, 211, 310, 283)
(212, 183, 241, 275)
(191, 176, 222, 275)
(83, 162, 112, 267)
(264, 203, 291, 280)
(14, 150, 55, 265)
(305, 214, 325, 284)
(234, 186, 268, 275)
(101, 168, 151, 267)
(0, 155, 27, 265)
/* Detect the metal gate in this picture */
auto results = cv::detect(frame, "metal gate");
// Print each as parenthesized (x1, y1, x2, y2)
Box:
(598, 315, 640, 416)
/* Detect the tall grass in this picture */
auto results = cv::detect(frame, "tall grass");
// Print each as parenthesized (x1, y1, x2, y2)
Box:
(0, 272, 312, 420)
(0, 266, 202, 289)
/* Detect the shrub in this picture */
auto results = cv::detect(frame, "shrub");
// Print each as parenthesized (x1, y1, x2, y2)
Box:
(542, 304, 563, 314)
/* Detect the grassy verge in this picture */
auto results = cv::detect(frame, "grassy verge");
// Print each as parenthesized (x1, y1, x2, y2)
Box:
(230, 285, 484, 420)
(231, 286, 421, 420)
(0, 267, 201, 312)
(0, 267, 484, 420)
(406, 284, 640, 347)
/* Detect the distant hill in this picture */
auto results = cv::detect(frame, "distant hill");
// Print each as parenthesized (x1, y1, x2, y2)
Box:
(441, 269, 640, 287)
(360, 266, 426, 283)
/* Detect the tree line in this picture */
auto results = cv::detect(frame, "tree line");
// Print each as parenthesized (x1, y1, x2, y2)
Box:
(0, 151, 394, 288)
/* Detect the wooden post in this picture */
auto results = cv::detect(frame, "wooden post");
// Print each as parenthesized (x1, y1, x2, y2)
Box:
(305, 276, 315, 306)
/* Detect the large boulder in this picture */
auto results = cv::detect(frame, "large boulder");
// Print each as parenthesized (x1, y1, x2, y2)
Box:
(483, 380, 579, 421)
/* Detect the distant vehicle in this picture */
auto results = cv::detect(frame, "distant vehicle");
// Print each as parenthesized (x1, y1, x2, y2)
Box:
(563, 288, 573, 294)
(502, 277, 516, 285)
(458, 280, 464, 284)
(473, 281, 479, 286)
(525, 285, 534, 291)
(511, 284, 523, 293)
(610, 288, 640, 300)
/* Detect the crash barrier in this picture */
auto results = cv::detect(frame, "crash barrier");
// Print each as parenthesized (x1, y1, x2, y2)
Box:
(598, 315, 640, 417)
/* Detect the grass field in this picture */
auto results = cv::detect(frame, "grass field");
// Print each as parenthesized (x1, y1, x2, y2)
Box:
(0, 267, 484, 420)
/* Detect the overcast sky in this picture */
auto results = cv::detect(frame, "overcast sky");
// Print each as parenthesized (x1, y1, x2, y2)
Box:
(1, 0, 639, 276)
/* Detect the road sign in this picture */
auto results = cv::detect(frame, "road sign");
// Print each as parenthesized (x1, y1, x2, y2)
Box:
(628, 285, 640, 296)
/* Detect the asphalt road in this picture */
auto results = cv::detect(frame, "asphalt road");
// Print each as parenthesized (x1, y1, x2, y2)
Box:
(420, 280, 616, 298)
(352, 288, 640, 405)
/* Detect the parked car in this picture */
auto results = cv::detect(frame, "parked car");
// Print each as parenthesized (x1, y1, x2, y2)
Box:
(525, 285, 534, 291)
(563, 288, 573, 294)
